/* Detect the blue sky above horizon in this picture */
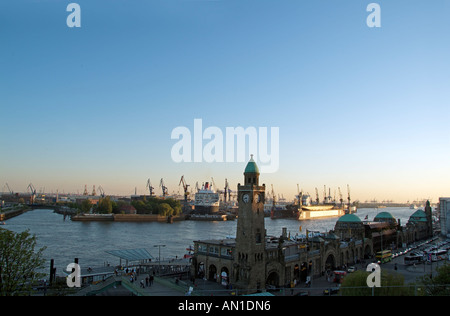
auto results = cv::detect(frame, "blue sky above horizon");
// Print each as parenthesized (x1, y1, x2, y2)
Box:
(1, 0, 449, 202)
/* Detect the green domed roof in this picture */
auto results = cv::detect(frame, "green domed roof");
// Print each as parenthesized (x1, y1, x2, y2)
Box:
(337, 214, 361, 223)
(409, 209, 427, 222)
(244, 155, 259, 174)
(374, 212, 395, 220)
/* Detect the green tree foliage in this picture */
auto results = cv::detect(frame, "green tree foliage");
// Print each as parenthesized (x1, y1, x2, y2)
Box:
(418, 263, 450, 296)
(80, 199, 92, 213)
(97, 196, 113, 214)
(0, 229, 46, 296)
(341, 270, 413, 296)
(131, 197, 182, 216)
(158, 203, 173, 216)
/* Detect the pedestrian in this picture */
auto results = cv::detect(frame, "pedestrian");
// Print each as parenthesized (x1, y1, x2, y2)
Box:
(140, 279, 145, 288)
(146, 276, 149, 287)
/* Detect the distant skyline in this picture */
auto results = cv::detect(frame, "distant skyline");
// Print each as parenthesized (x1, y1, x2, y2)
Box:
(1, 1, 449, 203)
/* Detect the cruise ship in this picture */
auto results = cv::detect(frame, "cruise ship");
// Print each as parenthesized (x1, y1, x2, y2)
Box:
(193, 182, 220, 214)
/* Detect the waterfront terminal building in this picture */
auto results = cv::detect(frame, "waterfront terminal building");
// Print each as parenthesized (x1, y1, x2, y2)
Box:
(190, 158, 434, 293)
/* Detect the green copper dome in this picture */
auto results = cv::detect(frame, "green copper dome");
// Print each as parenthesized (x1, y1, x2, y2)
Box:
(374, 212, 395, 220)
(337, 214, 362, 223)
(244, 155, 259, 174)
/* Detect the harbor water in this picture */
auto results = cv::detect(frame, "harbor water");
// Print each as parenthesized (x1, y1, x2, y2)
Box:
(4, 207, 419, 276)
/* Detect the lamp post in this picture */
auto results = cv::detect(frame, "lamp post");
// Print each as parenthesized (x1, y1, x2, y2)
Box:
(154, 244, 166, 275)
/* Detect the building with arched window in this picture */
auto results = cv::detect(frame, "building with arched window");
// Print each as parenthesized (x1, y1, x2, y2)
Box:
(190, 158, 433, 294)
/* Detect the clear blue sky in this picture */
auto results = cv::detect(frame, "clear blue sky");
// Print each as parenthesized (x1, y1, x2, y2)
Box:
(1, 0, 449, 202)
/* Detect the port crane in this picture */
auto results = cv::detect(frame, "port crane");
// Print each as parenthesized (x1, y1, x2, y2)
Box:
(160, 178, 168, 198)
(338, 187, 343, 206)
(211, 177, 219, 193)
(297, 184, 303, 207)
(347, 184, 351, 207)
(271, 184, 276, 210)
(224, 179, 230, 203)
(98, 186, 105, 198)
(179, 176, 190, 212)
(27, 183, 37, 204)
(146, 179, 154, 197)
(195, 182, 200, 193)
(5, 182, 14, 195)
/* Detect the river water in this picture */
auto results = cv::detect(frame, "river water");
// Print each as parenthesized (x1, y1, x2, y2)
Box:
(4, 207, 419, 276)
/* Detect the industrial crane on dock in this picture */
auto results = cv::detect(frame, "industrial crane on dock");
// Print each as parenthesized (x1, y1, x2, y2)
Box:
(146, 179, 154, 197)
(347, 184, 351, 207)
(5, 183, 13, 196)
(179, 176, 190, 213)
(160, 178, 168, 199)
(27, 183, 36, 204)
(224, 179, 230, 203)
(97, 186, 105, 197)
(338, 187, 343, 207)
(297, 184, 303, 207)
(271, 184, 276, 210)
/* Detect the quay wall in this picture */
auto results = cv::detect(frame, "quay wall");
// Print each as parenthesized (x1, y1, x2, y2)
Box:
(0, 207, 29, 221)
(114, 214, 168, 222)
(71, 213, 186, 222)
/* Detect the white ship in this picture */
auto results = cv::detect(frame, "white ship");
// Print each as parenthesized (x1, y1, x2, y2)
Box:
(194, 182, 220, 214)
(297, 194, 346, 220)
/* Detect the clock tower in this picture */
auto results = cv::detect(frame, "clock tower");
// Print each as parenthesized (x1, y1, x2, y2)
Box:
(233, 155, 266, 293)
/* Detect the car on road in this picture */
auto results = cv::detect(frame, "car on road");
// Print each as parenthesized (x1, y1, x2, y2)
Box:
(323, 285, 340, 296)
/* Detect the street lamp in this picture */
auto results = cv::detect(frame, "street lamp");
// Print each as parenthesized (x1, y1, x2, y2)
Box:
(154, 244, 166, 275)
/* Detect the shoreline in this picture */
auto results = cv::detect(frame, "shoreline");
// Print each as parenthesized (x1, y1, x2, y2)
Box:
(71, 213, 186, 223)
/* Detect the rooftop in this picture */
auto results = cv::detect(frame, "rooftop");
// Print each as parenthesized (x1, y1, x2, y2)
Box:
(374, 211, 395, 220)
(337, 213, 362, 223)
(244, 155, 259, 174)
(409, 209, 428, 222)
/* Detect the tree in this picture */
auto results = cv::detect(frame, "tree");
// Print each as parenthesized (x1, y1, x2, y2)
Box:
(0, 229, 46, 296)
(418, 263, 450, 296)
(80, 199, 92, 213)
(158, 203, 174, 216)
(97, 196, 112, 214)
(341, 270, 413, 296)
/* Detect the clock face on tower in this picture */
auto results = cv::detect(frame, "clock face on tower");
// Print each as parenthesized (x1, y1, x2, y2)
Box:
(242, 194, 250, 204)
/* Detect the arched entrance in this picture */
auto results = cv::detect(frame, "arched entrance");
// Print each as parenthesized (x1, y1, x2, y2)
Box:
(220, 267, 229, 286)
(325, 253, 336, 271)
(208, 264, 217, 281)
(266, 271, 279, 288)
